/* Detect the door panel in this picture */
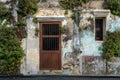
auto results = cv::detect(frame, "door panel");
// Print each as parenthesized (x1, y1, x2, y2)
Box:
(40, 22, 61, 70)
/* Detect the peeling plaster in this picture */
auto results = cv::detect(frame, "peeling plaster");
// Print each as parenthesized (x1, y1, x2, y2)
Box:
(109, 19, 120, 32)
(80, 29, 102, 56)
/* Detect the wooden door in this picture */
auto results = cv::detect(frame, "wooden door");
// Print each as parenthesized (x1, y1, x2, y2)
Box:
(40, 22, 61, 70)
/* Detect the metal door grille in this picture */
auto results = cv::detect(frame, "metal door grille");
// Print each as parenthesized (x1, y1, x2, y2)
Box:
(42, 24, 60, 35)
(43, 37, 59, 50)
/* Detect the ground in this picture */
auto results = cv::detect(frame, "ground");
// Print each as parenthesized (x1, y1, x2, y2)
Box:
(0, 76, 120, 80)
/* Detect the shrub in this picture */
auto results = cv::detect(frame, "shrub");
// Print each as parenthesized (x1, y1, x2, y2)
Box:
(59, 0, 89, 9)
(102, 31, 120, 60)
(18, 0, 40, 16)
(0, 26, 24, 75)
(15, 20, 26, 27)
(104, 0, 120, 16)
(71, 12, 77, 19)
(0, 6, 11, 21)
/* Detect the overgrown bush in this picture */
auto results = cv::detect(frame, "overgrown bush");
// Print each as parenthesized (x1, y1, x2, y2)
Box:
(0, 26, 24, 75)
(0, 6, 12, 23)
(59, 0, 89, 9)
(104, 0, 120, 16)
(71, 12, 77, 19)
(18, 0, 40, 16)
(102, 31, 120, 60)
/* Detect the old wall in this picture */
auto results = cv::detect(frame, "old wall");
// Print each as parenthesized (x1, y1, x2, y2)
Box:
(20, 0, 120, 75)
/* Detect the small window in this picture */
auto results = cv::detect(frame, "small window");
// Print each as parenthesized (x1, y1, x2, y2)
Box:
(95, 18, 103, 41)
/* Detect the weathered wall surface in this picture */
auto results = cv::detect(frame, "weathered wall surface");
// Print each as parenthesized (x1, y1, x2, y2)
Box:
(21, 17, 40, 75)
(20, 0, 120, 75)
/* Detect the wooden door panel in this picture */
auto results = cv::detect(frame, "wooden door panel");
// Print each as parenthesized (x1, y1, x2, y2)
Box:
(40, 53, 61, 70)
(40, 22, 61, 70)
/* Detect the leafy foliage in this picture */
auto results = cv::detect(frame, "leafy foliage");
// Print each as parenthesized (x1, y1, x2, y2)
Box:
(0, 6, 12, 23)
(17, 0, 40, 39)
(18, 0, 40, 16)
(102, 31, 120, 60)
(35, 28, 40, 36)
(0, 0, 40, 75)
(104, 0, 120, 16)
(59, 0, 89, 9)
(0, 6, 10, 20)
(64, 10, 68, 15)
(71, 12, 77, 19)
(0, 26, 24, 75)
(60, 26, 67, 34)
(15, 19, 26, 27)
(33, 18, 39, 23)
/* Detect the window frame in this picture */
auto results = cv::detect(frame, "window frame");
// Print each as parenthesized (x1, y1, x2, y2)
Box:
(95, 17, 104, 41)
(94, 17, 106, 42)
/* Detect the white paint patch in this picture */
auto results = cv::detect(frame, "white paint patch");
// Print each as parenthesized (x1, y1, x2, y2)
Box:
(109, 19, 120, 32)
(80, 29, 102, 56)
(62, 19, 67, 26)
(62, 40, 72, 57)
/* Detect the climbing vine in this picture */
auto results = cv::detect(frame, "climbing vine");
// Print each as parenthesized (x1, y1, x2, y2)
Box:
(16, 0, 40, 39)
(59, 0, 89, 9)
(104, 0, 120, 16)
(18, 0, 40, 16)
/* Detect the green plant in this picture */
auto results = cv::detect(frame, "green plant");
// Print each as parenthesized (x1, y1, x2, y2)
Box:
(60, 26, 67, 34)
(102, 31, 120, 60)
(15, 20, 26, 27)
(18, 0, 40, 16)
(0, 6, 11, 21)
(64, 10, 68, 15)
(0, 26, 24, 75)
(59, 0, 89, 9)
(104, 0, 120, 16)
(14, 19, 27, 39)
(35, 28, 40, 36)
(71, 12, 77, 19)
(33, 18, 39, 23)
(80, 50, 82, 53)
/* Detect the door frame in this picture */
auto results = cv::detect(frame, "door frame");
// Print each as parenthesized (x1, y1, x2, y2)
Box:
(39, 21, 62, 70)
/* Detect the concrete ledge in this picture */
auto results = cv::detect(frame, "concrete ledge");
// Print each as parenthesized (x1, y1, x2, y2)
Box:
(36, 16, 65, 21)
